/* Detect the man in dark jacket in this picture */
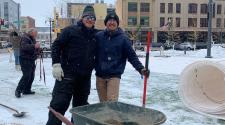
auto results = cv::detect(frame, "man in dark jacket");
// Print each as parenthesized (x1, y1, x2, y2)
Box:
(46, 5, 98, 125)
(95, 12, 149, 102)
(15, 28, 40, 98)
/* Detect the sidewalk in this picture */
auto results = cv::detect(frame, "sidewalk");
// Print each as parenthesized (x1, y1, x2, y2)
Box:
(0, 49, 8, 53)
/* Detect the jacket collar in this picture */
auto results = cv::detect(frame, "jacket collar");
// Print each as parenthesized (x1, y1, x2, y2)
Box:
(104, 27, 123, 38)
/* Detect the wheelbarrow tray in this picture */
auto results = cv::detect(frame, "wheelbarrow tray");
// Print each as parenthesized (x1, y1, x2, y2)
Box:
(70, 102, 166, 125)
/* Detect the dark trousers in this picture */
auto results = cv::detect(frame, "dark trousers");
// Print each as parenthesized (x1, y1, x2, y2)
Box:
(16, 57, 35, 92)
(46, 73, 91, 125)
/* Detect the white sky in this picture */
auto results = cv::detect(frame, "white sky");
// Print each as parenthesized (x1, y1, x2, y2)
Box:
(13, 0, 115, 27)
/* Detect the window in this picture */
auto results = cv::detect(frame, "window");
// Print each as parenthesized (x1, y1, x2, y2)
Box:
(160, 3, 165, 13)
(141, 3, 150, 12)
(201, 4, 207, 14)
(140, 16, 149, 26)
(188, 18, 197, 27)
(4, 2, 9, 20)
(224, 19, 225, 27)
(0, 4, 1, 17)
(168, 3, 173, 13)
(128, 16, 137, 26)
(160, 17, 165, 27)
(200, 18, 208, 27)
(188, 3, 198, 14)
(223, 19, 225, 27)
(176, 18, 180, 27)
(216, 18, 221, 27)
(217, 4, 222, 14)
(176, 3, 181, 13)
(224, 7, 225, 14)
(128, 2, 137, 12)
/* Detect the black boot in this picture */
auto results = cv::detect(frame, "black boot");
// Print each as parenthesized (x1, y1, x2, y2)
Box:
(15, 90, 21, 98)
(23, 90, 35, 95)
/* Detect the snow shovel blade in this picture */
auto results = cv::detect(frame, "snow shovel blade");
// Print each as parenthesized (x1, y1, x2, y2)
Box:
(0, 103, 26, 118)
(12, 111, 26, 117)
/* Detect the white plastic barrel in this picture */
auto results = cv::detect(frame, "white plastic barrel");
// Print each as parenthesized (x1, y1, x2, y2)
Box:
(179, 60, 225, 119)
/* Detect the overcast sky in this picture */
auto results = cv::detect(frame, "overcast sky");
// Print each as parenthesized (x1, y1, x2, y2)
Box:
(13, 0, 115, 27)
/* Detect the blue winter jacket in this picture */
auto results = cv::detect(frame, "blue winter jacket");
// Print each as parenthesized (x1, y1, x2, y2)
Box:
(95, 28, 144, 78)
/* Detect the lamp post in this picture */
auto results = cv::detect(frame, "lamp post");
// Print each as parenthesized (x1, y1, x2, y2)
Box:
(49, 18, 54, 48)
(206, 0, 213, 58)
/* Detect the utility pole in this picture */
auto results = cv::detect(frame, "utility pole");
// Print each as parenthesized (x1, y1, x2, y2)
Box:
(206, 0, 213, 58)
(49, 18, 53, 48)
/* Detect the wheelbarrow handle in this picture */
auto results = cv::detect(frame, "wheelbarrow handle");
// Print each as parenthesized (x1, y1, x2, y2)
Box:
(48, 106, 74, 125)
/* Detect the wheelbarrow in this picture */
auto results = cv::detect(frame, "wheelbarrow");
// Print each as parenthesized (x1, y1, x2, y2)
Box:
(69, 102, 166, 125)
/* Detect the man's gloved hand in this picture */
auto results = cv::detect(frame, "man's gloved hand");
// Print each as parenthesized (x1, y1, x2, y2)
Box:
(52, 63, 64, 81)
(139, 68, 150, 78)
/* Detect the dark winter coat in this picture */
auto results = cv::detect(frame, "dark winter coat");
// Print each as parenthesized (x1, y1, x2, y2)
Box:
(20, 33, 38, 60)
(95, 28, 144, 78)
(51, 21, 98, 75)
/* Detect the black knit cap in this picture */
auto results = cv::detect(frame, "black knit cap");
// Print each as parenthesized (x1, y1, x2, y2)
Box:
(82, 5, 96, 18)
(104, 12, 119, 25)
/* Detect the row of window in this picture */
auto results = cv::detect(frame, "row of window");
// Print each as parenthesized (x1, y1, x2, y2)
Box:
(128, 2, 150, 12)
(37, 34, 50, 40)
(128, 16, 149, 26)
(128, 2, 225, 15)
(160, 3, 225, 15)
(159, 17, 225, 28)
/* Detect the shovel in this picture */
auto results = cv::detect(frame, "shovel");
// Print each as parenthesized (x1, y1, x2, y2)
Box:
(0, 103, 26, 117)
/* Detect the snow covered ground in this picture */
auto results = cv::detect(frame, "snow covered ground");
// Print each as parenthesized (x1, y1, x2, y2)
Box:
(1, 45, 225, 125)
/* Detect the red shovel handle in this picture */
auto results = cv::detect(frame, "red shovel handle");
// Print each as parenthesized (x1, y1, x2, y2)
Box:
(142, 31, 151, 107)
(48, 106, 74, 125)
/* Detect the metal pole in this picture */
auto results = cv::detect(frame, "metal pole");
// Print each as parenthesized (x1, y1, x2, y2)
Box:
(49, 18, 52, 48)
(206, 0, 213, 58)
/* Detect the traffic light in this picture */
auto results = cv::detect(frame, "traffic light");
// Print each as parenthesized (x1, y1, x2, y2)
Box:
(51, 20, 56, 32)
(56, 13, 59, 20)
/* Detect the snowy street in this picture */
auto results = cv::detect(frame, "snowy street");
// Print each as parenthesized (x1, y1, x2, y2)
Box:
(1, 46, 225, 125)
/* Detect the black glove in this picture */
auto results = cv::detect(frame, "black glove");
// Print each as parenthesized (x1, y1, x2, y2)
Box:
(139, 68, 150, 78)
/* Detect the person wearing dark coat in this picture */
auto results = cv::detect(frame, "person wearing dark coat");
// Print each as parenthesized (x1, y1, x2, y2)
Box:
(46, 5, 98, 125)
(95, 12, 150, 102)
(15, 28, 40, 98)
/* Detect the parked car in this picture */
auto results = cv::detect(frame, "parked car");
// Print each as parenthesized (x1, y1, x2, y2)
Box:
(174, 42, 194, 50)
(0, 41, 9, 48)
(134, 42, 145, 51)
(40, 41, 51, 51)
(195, 42, 207, 49)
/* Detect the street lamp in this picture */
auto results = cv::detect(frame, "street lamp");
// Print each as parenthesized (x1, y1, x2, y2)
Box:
(48, 18, 54, 48)
(206, 0, 213, 58)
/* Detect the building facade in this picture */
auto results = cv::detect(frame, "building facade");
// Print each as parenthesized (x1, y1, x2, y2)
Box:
(116, 0, 225, 43)
(66, 1, 109, 29)
(0, 0, 20, 30)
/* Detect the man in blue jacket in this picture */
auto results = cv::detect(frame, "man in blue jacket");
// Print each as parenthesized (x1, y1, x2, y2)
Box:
(95, 12, 149, 102)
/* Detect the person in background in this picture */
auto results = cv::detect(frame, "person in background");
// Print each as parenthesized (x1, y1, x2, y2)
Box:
(9, 31, 21, 70)
(95, 12, 150, 102)
(15, 28, 40, 98)
(46, 5, 98, 125)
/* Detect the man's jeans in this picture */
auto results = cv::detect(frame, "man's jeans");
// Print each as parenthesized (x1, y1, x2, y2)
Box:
(14, 48, 20, 65)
